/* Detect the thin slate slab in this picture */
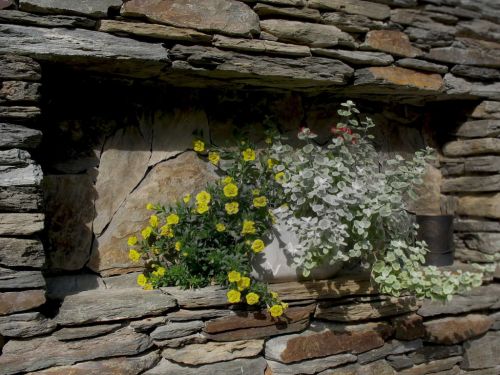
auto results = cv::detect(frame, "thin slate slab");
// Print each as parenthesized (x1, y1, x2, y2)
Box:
(0, 289, 46, 316)
(0, 213, 44, 236)
(53, 323, 122, 341)
(0, 9, 96, 29)
(55, 288, 177, 326)
(0, 267, 45, 289)
(0, 312, 56, 338)
(144, 357, 267, 375)
(0, 123, 42, 149)
(267, 353, 357, 375)
(19, 0, 122, 18)
(0, 238, 45, 268)
(312, 49, 393, 66)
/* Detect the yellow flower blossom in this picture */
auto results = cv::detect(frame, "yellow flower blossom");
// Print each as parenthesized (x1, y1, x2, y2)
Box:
(227, 289, 241, 303)
(182, 252, 188, 257)
(222, 176, 233, 185)
(237, 277, 251, 291)
(193, 139, 205, 152)
(242, 148, 256, 161)
(153, 247, 160, 255)
(225, 202, 239, 215)
(265, 137, 273, 145)
(146, 203, 154, 210)
(141, 226, 152, 240)
(216, 223, 226, 232)
(128, 249, 141, 262)
(269, 304, 284, 317)
(228, 271, 241, 283)
(241, 220, 256, 235)
(223, 183, 238, 198)
(183, 194, 191, 204)
(166, 213, 180, 225)
(143, 283, 153, 291)
(196, 202, 209, 214)
(267, 158, 276, 170)
(275, 171, 285, 184)
(253, 196, 268, 208)
(127, 236, 138, 246)
(270, 291, 279, 299)
(251, 239, 265, 253)
(196, 191, 211, 204)
(153, 266, 166, 277)
(175, 241, 182, 251)
(149, 215, 159, 228)
(137, 274, 147, 287)
(252, 189, 260, 196)
(281, 302, 289, 309)
(246, 292, 260, 305)
(160, 225, 174, 238)
(208, 151, 220, 165)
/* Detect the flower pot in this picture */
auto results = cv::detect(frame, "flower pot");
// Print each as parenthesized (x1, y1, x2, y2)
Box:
(251, 215, 342, 283)
(416, 215, 454, 267)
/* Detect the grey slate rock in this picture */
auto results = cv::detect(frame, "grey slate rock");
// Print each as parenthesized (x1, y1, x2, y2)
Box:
(0, 106, 40, 120)
(405, 26, 455, 48)
(0, 81, 40, 103)
(410, 345, 463, 365)
(0, 123, 42, 149)
(451, 65, 500, 81)
(0, 186, 41, 212)
(358, 339, 423, 364)
(0, 54, 41, 81)
(0, 164, 43, 187)
(54, 323, 122, 341)
(428, 45, 500, 68)
(387, 354, 413, 370)
(0, 213, 44, 236)
(322, 11, 387, 33)
(454, 218, 500, 232)
(19, 0, 122, 18)
(396, 58, 448, 73)
(0, 312, 56, 338)
(129, 316, 167, 332)
(144, 357, 267, 375)
(442, 174, 500, 193)
(455, 119, 500, 138)
(161, 285, 228, 308)
(150, 320, 204, 340)
(55, 288, 177, 326)
(0, 238, 45, 268)
(0, 149, 32, 166)
(46, 274, 105, 300)
(0, 267, 45, 289)
(445, 73, 500, 100)
(455, 232, 500, 255)
(254, 3, 321, 22)
(0, 9, 96, 29)
(308, 0, 390, 21)
(312, 49, 394, 66)
(462, 331, 500, 369)
(266, 354, 357, 375)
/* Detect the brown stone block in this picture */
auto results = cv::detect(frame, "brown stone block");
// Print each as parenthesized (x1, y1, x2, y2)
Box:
(424, 314, 493, 344)
(0, 290, 46, 316)
(392, 313, 426, 340)
(363, 30, 422, 57)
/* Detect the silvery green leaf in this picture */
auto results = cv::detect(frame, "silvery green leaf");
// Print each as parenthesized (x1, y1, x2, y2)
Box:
(303, 144, 314, 153)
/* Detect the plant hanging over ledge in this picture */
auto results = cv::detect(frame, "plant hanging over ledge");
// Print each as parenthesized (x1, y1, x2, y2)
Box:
(127, 101, 483, 313)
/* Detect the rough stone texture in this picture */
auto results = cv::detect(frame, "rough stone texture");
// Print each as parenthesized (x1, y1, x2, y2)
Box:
(0, 164, 42, 187)
(396, 58, 448, 73)
(167, 309, 231, 322)
(0, 149, 32, 166)
(363, 30, 422, 58)
(445, 73, 500, 100)
(312, 49, 393, 66)
(0, 238, 45, 268)
(121, 0, 260, 37)
(19, 0, 122, 17)
(308, 0, 390, 20)
(399, 357, 462, 375)
(44, 174, 95, 271)
(159, 286, 227, 308)
(412, 164, 442, 215)
(457, 154, 500, 174)
(45, 274, 104, 300)
(53, 323, 122, 341)
(260, 19, 355, 48)
(392, 314, 426, 340)
(267, 353, 357, 375)
(89, 152, 218, 276)
(213, 35, 311, 57)
(0, 312, 56, 338)
(410, 345, 463, 365)
(0, 290, 46, 316)
(161, 340, 264, 365)
(322, 11, 387, 33)
(462, 331, 500, 370)
(443, 138, 500, 157)
(471, 101, 500, 119)
(427, 44, 500, 68)
(154, 332, 208, 348)
(0, 328, 153, 375)
(454, 218, 500, 232)
(0, 213, 43, 235)
(254, 3, 321, 22)
(0, 186, 41, 211)
(451, 65, 500, 81)
(55, 288, 177, 326)
(129, 316, 167, 332)
(456, 119, 500, 138)
(98, 20, 212, 43)
(150, 321, 204, 340)
(386, 355, 413, 371)
(0, 105, 40, 120)
(0, 267, 45, 289)
(144, 357, 267, 375)
(26, 351, 160, 375)
(357, 339, 423, 364)
(423, 314, 493, 344)
(442, 174, 500, 193)
(0, 55, 41, 81)
(0, 9, 96, 29)
(0, 123, 42, 149)
(455, 233, 500, 257)
(0, 81, 40, 103)
(457, 193, 500, 219)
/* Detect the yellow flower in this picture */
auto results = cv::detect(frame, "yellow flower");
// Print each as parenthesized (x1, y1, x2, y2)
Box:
(137, 274, 147, 287)
(269, 304, 284, 317)
(143, 283, 153, 291)
(228, 271, 241, 283)
(166, 213, 180, 225)
(182, 252, 188, 257)
(241, 220, 256, 235)
(208, 151, 220, 165)
(175, 241, 182, 251)
(141, 226, 152, 240)
(153, 247, 160, 255)
(270, 291, 279, 299)
(227, 289, 241, 303)
(252, 189, 260, 196)
(193, 139, 205, 152)
(237, 277, 251, 291)
(267, 158, 276, 170)
(153, 266, 166, 277)
(146, 203, 154, 210)
(242, 148, 256, 162)
(223, 183, 238, 198)
(222, 176, 233, 185)
(253, 196, 268, 208)
(251, 239, 265, 253)
(269, 210, 277, 224)
(246, 292, 260, 305)
(149, 215, 159, 228)
(265, 137, 273, 145)
(128, 249, 141, 262)
(127, 236, 138, 246)
(225, 202, 239, 215)
(196, 202, 209, 214)
(183, 194, 191, 204)
(196, 191, 211, 204)
(216, 223, 226, 232)
(160, 225, 174, 238)
(281, 302, 289, 309)
(275, 171, 285, 184)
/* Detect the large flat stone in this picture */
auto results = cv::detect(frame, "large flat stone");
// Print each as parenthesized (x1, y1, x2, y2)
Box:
(121, 0, 260, 37)
(0, 186, 41, 212)
(0, 9, 96, 29)
(0, 105, 40, 121)
(0, 54, 41, 81)
(55, 288, 177, 326)
(0, 149, 32, 166)
(0, 327, 153, 375)
(161, 340, 264, 365)
(153, 332, 208, 348)
(26, 350, 160, 375)
(260, 19, 355, 48)
(0, 123, 42, 149)
(455, 232, 500, 256)
(442, 174, 500, 193)
(427, 45, 500, 68)
(399, 357, 462, 375)
(167, 309, 231, 322)
(0, 81, 40, 103)
(443, 138, 500, 157)
(454, 218, 500, 232)
(0, 312, 56, 338)
(161, 285, 229, 308)
(0, 213, 44, 235)
(357, 339, 423, 365)
(392, 314, 426, 340)
(444, 73, 500, 100)
(150, 321, 204, 340)
(46, 274, 104, 300)
(0, 267, 45, 289)
(308, 0, 390, 20)
(456, 119, 500, 138)
(98, 19, 212, 43)
(53, 323, 122, 341)
(410, 345, 463, 365)
(424, 314, 493, 344)
(396, 58, 448, 74)
(457, 193, 500, 219)
(463, 331, 500, 369)
(254, 3, 321, 22)
(213, 35, 311, 57)
(471, 101, 500, 119)
(312, 49, 393, 66)
(363, 30, 422, 58)
(144, 357, 267, 375)
(89, 152, 218, 276)
(322, 11, 387, 33)
(267, 353, 357, 375)
(19, 0, 121, 17)
(0, 289, 46, 316)
(319, 360, 396, 375)
(0, 164, 42, 188)
(451, 65, 500, 81)
(0, 238, 45, 268)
